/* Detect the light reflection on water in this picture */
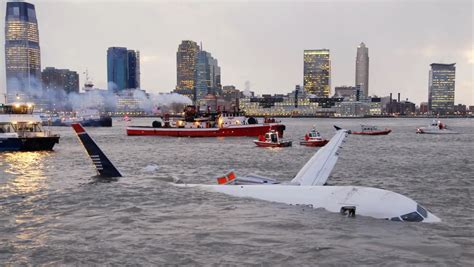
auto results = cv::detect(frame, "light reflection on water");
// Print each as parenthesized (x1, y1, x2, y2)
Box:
(0, 152, 50, 263)
(1, 152, 49, 195)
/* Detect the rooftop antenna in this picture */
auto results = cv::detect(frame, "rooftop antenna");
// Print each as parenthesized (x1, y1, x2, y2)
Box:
(200, 41, 203, 51)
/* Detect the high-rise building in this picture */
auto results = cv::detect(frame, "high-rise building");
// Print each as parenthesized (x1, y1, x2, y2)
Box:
(42, 67, 79, 94)
(428, 63, 455, 115)
(303, 49, 331, 97)
(194, 49, 221, 101)
(127, 50, 140, 89)
(5, 1, 42, 102)
(355, 42, 369, 97)
(107, 47, 140, 92)
(176, 40, 199, 91)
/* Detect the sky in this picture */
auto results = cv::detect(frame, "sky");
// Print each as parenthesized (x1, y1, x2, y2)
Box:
(0, 0, 473, 105)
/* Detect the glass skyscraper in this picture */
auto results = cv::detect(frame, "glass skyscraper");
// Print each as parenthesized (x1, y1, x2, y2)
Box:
(428, 63, 456, 115)
(176, 40, 199, 92)
(194, 50, 221, 101)
(355, 42, 369, 97)
(4, 1, 42, 103)
(107, 47, 140, 92)
(303, 49, 331, 97)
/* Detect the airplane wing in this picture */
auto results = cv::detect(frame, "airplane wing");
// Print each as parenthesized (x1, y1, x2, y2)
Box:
(290, 128, 348, 186)
(71, 123, 122, 178)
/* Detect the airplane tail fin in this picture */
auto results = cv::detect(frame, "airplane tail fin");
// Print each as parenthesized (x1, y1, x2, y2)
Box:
(72, 123, 122, 178)
(334, 125, 342, 131)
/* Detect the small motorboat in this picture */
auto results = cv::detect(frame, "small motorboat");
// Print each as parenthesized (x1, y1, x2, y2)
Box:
(254, 130, 292, 148)
(416, 120, 458, 134)
(300, 128, 329, 147)
(335, 125, 391, 135)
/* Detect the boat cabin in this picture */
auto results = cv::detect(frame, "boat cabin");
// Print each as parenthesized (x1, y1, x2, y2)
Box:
(264, 131, 279, 143)
(308, 129, 321, 138)
(0, 103, 51, 137)
(361, 125, 378, 131)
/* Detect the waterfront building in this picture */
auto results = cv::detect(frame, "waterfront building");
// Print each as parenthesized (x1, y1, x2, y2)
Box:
(385, 95, 416, 116)
(176, 40, 199, 93)
(419, 102, 429, 114)
(334, 86, 356, 100)
(454, 104, 467, 115)
(428, 63, 455, 115)
(42, 67, 79, 94)
(239, 94, 343, 117)
(5, 1, 41, 103)
(303, 49, 331, 97)
(107, 47, 140, 92)
(339, 101, 369, 117)
(355, 42, 369, 97)
(115, 89, 147, 115)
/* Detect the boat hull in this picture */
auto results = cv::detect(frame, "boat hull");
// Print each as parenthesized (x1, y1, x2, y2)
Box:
(127, 124, 286, 137)
(300, 140, 329, 147)
(43, 116, 112, 127)
(254, 140, 292, 147)
(0, 136, 59, 152)
(351, 129, 391, 135)
(416, 128, 458, 134)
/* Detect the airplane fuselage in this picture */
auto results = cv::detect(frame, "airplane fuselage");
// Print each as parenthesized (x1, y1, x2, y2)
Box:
(176, 184, 440, 223)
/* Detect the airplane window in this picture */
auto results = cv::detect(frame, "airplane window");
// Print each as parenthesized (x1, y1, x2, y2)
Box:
(417, 205, 428, 218)
(401, 212, 424, 222)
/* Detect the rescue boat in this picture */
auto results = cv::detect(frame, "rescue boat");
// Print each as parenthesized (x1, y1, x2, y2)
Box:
(300, 128, 329, 147)
(253, 130, 292, 148)
(335, 125, 391, 135)
(416, 120, 458, 134)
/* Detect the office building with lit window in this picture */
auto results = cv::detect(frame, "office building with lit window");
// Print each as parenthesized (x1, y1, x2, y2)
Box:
(107, 47, 140, 92)
(176, 40, 199, 94)
(303, 49, 331, 97)
(428, 63, 455, 115)
(4, 1, 42, 103)
(42, 67, 79, 94)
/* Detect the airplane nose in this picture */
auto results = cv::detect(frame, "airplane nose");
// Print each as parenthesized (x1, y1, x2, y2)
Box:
(423, 212, 441, 223)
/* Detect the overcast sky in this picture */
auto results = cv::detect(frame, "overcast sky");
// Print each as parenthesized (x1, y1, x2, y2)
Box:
(0, 0, 472, 105)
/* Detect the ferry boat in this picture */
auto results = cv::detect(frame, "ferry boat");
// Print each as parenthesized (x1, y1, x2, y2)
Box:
(416, 120, 458, 134)
(127, 106, 286, 137)
(254, 130, 292, 148)
(0, 103, 60, 151)
(42, 109, 112, 127)
(336, 125, 391, 135)
(300, 128, 329, 147)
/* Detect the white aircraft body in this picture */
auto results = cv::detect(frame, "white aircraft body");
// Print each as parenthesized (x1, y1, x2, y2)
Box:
(175, 129, 441, 223)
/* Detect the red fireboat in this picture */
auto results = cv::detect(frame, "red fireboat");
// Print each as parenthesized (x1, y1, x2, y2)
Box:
(126, 106, 286, 137)
(300, 128, 329, 147)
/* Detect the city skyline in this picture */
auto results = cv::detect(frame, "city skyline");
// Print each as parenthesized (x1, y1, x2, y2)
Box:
(0, 0, 472, 105)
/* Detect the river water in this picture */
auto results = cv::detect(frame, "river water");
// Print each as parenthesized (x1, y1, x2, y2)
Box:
(1, 118, 473, 265)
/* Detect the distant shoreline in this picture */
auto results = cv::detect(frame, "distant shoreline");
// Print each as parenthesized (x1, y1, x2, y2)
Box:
(111, 114, 473, 119)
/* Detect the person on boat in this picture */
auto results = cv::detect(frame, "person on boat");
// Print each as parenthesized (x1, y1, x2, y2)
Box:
(271, 133, 278, 143)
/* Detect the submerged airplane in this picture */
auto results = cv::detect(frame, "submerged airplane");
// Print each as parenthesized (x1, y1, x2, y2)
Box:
(72, 123, 440, 223)
(72, 123, 121, 178)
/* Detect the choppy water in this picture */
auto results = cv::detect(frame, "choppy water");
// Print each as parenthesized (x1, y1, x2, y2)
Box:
(1, 118, 473, 265)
